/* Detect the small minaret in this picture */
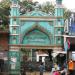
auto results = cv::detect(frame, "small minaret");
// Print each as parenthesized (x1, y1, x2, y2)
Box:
(54, 0, 64, 45)
(10, 0, 20, 44)
(56, 0, 62, 5)
(9, 0, 20, 75)
(10, 0, 20, 16)
(55, 0, 64, 17)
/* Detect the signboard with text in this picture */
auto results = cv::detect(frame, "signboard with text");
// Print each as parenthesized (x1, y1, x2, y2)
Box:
(22, 30, 51, 45)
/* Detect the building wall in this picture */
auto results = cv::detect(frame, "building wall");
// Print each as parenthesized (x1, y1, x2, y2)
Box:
(0, 33, 9, 50)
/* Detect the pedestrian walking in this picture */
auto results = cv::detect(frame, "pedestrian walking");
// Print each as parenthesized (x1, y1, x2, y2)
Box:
(39, 63, 45, 75)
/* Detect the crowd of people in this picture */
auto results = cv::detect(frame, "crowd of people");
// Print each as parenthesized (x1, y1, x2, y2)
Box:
(21, 59, 75, 75)
(39, 62, 67, 75)
(52, 63, 67, 75)
(51, 59, 75, 75)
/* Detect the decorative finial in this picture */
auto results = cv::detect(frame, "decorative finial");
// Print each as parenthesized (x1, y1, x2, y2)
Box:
(34, 3, 40, 11)
(56, 0, 62, 5)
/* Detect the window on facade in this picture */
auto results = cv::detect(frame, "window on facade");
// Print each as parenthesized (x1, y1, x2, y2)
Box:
(13, 19, 16, 25)
(13, 37, 16, 44)
(58, 19, 61, 25)
(13, 27, 16, 34)
(58, 29, 61, 34)
(58, 37, 61, 43)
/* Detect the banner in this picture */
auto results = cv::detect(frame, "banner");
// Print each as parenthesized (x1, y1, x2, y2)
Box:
(69, 14, 75, 34)
(64, 39, 70, 51)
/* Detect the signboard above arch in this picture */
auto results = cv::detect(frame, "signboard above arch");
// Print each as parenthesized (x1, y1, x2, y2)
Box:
(22, 29, 51, 46)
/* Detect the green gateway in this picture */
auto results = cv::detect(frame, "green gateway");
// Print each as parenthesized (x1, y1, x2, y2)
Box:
(9, 0, 64, 74)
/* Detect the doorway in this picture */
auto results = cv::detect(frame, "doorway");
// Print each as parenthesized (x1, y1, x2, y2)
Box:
(20, 48, 53, 72)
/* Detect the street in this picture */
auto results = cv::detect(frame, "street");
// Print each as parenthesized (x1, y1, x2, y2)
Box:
(26, 72, 52, 75)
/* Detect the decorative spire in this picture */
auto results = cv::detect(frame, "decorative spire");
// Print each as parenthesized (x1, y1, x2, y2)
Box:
(56, 0, 62, 5)
(34, 3, 40, 11)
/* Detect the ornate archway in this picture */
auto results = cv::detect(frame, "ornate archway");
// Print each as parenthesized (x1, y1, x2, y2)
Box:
(21, 24, 52, 46)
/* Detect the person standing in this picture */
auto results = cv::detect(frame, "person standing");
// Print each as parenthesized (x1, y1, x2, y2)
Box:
(39, 63, 45, 75)
(54, 63, 60, 70)
(68, 59, 74, 75)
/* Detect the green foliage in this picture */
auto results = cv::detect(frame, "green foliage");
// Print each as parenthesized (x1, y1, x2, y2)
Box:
(41, 1, 55, 15)
(0, 0, 10, 25)
(41, 1, 71, 19)
(20, 0, 36, 14)
(63, 8, 71, 20)
(0, 0, 71, 26)
(0, 24, 6, 30)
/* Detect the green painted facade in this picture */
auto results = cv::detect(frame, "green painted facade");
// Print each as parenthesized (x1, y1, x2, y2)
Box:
(9, 0, 64, 74)
(8, 51, 20, 75)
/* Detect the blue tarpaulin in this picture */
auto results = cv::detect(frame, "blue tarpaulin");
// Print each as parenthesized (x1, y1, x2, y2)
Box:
(69, 21, 75, 33)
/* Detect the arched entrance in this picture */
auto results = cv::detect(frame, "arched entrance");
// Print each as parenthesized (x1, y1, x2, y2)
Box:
(20, 26, 53, 73)
(22, 28, 51, 45)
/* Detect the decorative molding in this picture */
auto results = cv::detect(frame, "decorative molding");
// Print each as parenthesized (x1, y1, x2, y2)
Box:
(10, 25, 19, 27)
(63, 35, 75, 38)
(10, 34, 19, 36)
(9, 16, 64, 20)
(9, 47, 20, 51)
(9, 44, 63, 50)
(55, 35, 63, 37)
(54, 26, 64, 28)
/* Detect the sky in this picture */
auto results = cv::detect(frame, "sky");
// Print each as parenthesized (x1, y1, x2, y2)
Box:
(33, 0, 75, 12)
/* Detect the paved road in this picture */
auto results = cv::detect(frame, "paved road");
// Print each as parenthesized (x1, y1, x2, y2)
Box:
(0, 72, 52, 75)
(26, 72, 52, 75)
